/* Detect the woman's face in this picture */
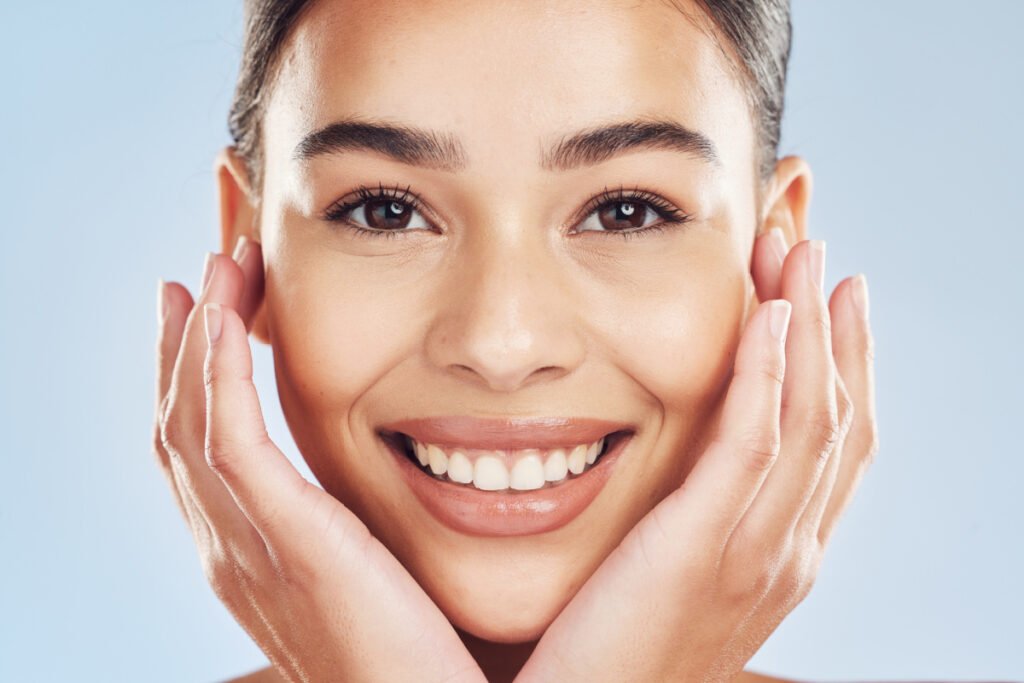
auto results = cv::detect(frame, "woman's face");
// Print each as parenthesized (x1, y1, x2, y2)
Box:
(246, 0, 774, 643)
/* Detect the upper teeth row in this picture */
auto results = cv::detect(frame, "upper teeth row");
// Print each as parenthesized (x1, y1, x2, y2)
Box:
(408, 437, 607, 491)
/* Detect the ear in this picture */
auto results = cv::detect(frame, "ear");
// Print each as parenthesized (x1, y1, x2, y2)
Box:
(215, 147, 271, 345)
(758, 154, 813, 245)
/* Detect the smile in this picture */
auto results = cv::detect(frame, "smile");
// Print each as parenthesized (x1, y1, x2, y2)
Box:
(378, 416, 634, 537)
(403, 435, 611, 491)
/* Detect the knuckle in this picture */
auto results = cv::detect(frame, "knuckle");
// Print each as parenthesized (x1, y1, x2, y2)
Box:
(837, 395, 855, 435)
(752, 348, 787, 387)
(804, 408, 842, 456)
(856, 422, 881, 466)
(730, 562, 774, 605)
(204, 439, 238, 474)
(159, 417, 186, 455)
(151, 424, 168, 462)
(202, 553, 236, 600)
(203, 360, 223, 391)
(810, 310, 832, 338)
(735, 429, 781, 473)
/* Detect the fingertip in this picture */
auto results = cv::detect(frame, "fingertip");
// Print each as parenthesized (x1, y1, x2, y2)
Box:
(766, 227, 788, 264)
(204, 303, 223, 348)
(767, 298, 792, 343)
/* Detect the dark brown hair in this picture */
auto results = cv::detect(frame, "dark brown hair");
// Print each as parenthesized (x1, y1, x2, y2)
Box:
(228, 0, 791, 196)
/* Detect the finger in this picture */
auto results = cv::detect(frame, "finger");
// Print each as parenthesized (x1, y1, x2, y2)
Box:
(738, 240, 840, 544)
(203, 303, 345, 549)
(162, 252, 257, 542)
(751, 227, 789, 303)
(819, 274, 878, 545)
(154, 280, 195, 415)
(230, 235, 265, 330)
(630, 299, 791, 564)
(795, 371, 851, 539)
(153, 279, 196, 524)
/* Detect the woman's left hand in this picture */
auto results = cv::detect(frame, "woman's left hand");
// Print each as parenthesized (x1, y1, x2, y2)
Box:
(516, 233, 878, 682)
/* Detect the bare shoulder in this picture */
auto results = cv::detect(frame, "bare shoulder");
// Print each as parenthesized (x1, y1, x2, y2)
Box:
(735, 670, 800, 683)
(220, 664, 794, 682)
(219, 665, 284, 683)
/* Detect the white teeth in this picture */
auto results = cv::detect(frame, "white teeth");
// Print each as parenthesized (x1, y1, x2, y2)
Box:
(510, 453, 546, 491)
(406, 434, 613, 490)
(567, 444, 587, 474)
(447, 450, 474, 484)
(414, 440, 429, 467)
(427, 444, 448, 475)
(544, 448, 568, 482)
(474, 456, 510, 491)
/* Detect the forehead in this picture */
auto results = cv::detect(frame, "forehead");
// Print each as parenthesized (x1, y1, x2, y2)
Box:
(264, 0, 753, 172)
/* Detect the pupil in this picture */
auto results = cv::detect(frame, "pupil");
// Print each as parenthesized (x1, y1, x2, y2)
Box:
(366, 199, 412, 229)
(598, 201, 646, 230)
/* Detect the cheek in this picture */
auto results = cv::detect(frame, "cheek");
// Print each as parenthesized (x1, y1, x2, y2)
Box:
(261, 233, 434, 481)
(588, 237, 746, 420)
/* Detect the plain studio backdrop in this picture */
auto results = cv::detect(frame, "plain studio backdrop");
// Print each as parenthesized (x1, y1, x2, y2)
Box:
(1, 2, 1021, 681)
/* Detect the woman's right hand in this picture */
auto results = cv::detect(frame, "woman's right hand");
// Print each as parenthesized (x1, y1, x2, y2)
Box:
(152, 238, 485, 683)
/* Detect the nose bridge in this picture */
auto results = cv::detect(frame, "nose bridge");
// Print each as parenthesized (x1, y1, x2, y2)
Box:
(424, 225, 584, 392)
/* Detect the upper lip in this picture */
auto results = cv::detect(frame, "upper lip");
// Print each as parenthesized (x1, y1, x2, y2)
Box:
(381, 415, 633, 451)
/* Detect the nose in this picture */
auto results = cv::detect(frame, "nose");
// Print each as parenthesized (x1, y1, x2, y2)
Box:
(423, 229, 586, 393)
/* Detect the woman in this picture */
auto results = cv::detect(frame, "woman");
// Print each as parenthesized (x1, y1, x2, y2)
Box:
(152, 0, 878, 680)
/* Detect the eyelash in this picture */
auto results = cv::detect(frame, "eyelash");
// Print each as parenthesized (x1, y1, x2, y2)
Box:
(321, 182, 693, 240)
(322, 183, 426, 239)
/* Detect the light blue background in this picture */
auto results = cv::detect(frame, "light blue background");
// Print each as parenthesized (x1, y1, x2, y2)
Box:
(1, 2, 1021, 681)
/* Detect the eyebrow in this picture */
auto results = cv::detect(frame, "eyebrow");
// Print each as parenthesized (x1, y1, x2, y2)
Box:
(541, 118, 719, 171)
(293, 120, 468, 171)
(292, 117, 718, 171)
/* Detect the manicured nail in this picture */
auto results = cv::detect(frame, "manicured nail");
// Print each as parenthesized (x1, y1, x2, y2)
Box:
(201, 252, 216, 291)
(807, 240, 825, 292)
(850, 273, 870, 319)
(204, 303, 223, 347)
(767, 227, 788, 265)
(232, 235, 250, 264)
(768, 299, 792, 342)
(157, 278, 169, 324)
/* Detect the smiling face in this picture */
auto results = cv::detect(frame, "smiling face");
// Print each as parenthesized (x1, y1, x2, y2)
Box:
(219, 0, 806, 644)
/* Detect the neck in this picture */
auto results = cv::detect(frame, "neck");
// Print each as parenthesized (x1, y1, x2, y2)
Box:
(456, 628, 538, 683)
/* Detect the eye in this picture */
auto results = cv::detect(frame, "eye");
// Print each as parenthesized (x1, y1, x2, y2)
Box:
(578, 200, 658, 232)
(323, 184, 431, 235)
(574, 187, 693, 237)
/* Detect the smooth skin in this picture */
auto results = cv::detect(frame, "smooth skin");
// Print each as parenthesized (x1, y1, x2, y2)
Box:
(152, 1, 878, 680)
(154, 234, 876, 682)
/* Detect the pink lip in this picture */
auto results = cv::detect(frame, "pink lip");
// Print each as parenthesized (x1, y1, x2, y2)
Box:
(383, 415, 629, 450)
(379, 416, 634, 537)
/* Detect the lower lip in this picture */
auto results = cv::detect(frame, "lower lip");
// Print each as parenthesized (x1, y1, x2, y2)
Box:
(385, 433, 630, 537)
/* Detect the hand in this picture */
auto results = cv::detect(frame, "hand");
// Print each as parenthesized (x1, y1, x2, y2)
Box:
(152, 238, 485, 683)
(515, 233, 878, 682)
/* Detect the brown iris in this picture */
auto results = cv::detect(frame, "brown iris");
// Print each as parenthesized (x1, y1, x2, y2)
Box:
(597, 201, 648, 231)
(363, 199, 412, 230)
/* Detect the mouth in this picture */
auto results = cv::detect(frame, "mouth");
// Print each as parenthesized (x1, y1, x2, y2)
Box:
(377, 417, 635, 537)
(381, 429, 627, 492)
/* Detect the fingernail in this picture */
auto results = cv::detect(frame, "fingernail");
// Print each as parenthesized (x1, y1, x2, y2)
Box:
(767, 227, 788, 265)
(768, 299, 792, 341)
(157, 278, 169, 324)
(806, 240, 825, 292)
(201, 252, 216, 291)
(204, 303, 223, 347)
(232, 235, 250, 264)
(850, 273, 870, 319)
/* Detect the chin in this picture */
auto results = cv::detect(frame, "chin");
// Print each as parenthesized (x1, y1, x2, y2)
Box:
(436, 571, 573, 644)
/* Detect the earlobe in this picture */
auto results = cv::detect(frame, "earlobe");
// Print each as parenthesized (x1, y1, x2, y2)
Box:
(214, 147, 271, 345)
(759, 155, 813, 247)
